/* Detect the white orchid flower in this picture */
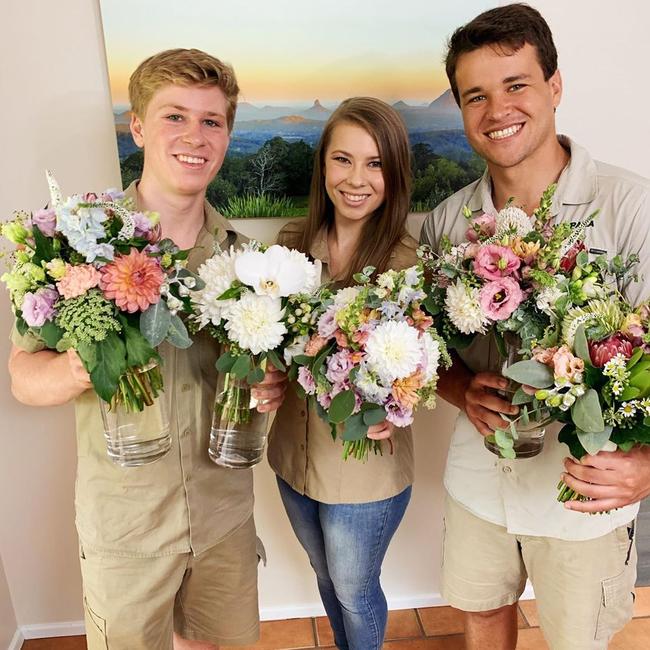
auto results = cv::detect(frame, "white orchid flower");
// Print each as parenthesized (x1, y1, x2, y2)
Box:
(235, 245, 314, 297)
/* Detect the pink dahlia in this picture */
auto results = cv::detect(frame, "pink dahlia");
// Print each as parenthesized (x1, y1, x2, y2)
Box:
(588, 334, 634, 368)
(56, 263, 102, 299)
(479, 277, 524, 321)
(100, 249, 165, 313)
(473, 244, 521, 281)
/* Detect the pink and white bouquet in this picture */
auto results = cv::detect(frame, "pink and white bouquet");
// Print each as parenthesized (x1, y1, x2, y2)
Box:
(422, 185, 598, 355)
(1, 172, 196, 412)
(292, 264, 450, 461)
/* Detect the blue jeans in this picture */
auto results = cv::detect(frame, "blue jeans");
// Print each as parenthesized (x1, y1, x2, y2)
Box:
(276, 476, 412, 650)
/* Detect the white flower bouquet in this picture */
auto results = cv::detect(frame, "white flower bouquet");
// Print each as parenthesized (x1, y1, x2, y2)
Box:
(189, 241, 321, 467)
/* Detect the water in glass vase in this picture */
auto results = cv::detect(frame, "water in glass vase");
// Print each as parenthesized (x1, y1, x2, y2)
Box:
(484, 333, 552, 459)
(209, 372, 269, 468)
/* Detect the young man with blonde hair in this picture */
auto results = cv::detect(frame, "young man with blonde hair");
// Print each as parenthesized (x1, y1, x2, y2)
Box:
(421, 5, 650, 649)
(9, 48, 285, 650)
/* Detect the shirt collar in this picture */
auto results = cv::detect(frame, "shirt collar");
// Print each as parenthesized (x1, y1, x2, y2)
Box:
(467, 135, 598, 216)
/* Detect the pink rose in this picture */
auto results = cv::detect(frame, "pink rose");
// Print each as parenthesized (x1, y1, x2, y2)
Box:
(479, 277, 524, 321)
(552, 345, 584, 381)
(466, 213, 496, 242)
(473, 245, 521, 281)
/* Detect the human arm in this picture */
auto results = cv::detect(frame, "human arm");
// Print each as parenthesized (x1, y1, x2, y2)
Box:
(562, 447, 650, 512)
(437, 351, 518, 436)
(8, 345, 92, 406)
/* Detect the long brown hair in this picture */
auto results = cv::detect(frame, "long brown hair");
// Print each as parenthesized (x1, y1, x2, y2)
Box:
(297, 97, 411, 285)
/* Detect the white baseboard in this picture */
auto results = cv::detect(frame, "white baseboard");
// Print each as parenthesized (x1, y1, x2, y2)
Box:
(16, 585, 536, 637)
(8, 629, 24, 650)
(20, 620, 86, 639)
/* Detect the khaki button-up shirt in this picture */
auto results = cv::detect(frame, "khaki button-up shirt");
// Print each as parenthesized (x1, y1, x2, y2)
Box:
(420, 136, 650, 540)
(12, 182, 253, 557)
(267, 221, 419, 504)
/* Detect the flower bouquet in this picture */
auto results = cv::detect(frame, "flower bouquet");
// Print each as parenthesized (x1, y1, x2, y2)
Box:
(1, 172, 199, 465)
(292, 264, 450, 461)
(421, 185, 599, 458)
(501, 250, 649, 504)
(189, 241, 321, 468)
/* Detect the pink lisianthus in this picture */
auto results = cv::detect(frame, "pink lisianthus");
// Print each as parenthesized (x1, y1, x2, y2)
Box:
(385, 398, 414, 427)
(21, 287, 59, 326)
(317, 392, 333, 410)
(588, 334, 634, 368)
(479, 277, 524, 321)
(317, 305, 338, 338)
(56, 263, 102, 299)
(532, 346, 558, 366)
(297, 367, 316, 395)
(466, 213, 496, 242)
(325, 349, 356, 384)
(552, 345, 584, 381)
(473, 245, 521, 281)
(30, 208, 57, 237)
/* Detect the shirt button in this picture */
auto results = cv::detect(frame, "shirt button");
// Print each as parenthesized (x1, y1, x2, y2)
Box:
(503, 466, 512, 473)
(300, 444, 305, 451)
(300, 410, 306, 417)
(182, 429, 190, 437)
(181, 384, 191, 392)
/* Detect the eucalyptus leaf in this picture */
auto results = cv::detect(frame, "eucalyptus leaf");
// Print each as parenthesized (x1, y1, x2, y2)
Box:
(247, 366, 265, 385)
(573, 325, 591, 363)
(503, 360, 554, 388)
(512, 387, 534, 405)
(576, 425, 613, 455)
(328, 390, 355, 424)
(216, 351, 237, 373)
(165, 314, 192, 349)
(140, 300, 172, 347)
(495, 428, 514, 449)
(341, 412, 369, 441)
(520, 405, 530, 426)
(231, 354, 251, 379)
(571, 388, 605, 433)
(267, 348, 286, 372)
(363, 407, 386, 426)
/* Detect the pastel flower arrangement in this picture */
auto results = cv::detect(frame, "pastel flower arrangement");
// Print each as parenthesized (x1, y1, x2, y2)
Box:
(292, 264, 450, 461)
(1, 172, 198, 411)
(421, 185, 599, 355)
(501, 249, 650, 504)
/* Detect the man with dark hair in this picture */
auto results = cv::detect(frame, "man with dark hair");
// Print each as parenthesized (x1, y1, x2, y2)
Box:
(420, 4, 650, 649)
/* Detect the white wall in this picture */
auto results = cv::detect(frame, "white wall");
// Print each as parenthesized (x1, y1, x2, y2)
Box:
(0, 557, 18, 650)
(1, 0, 649, 638)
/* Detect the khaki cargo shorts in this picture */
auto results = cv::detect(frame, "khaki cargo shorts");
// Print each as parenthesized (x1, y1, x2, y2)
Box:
(441, 493, 636, 650)
(80, 515, 260, 650)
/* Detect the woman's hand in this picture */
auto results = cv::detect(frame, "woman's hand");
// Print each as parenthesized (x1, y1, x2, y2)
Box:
(251, 364, 288, 413)
(367, 420, 394, 440)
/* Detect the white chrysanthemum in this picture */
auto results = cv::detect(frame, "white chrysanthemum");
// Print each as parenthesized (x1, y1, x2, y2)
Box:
(191, 249, 239, 327)
(235, 244, 320, 298)
(419, 333, 441, 383)
(365, 320, 422, 383)
(496, 206, 533, 237)
(377, 270, 397, 291)
(333, 286, 360, 307)
(445, 280, 488, 334)
(223, 293, 287, 354)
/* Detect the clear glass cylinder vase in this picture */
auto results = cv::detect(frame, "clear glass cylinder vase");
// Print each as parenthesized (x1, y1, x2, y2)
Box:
(484, 332, 552, 459)
(209, 372, 269, 469)
(99, 361, 171, 467)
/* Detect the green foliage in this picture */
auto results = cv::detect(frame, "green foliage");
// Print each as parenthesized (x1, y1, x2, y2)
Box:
(571, 389, 604, 433)
(120, 150, 144, 189)
(220, 193, 298, 218)
(329, 390, 356, 423)
(140, 299, 171, 347)
(503, 360, 554, 388)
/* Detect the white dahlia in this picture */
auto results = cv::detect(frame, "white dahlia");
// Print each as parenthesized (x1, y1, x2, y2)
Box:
(445, 280, 488, 334)
(333, 286, 361, 307)
(191, 248, 239, 327)
(365, 320, 422, 383)
(495, 206, 533, 238)
(223, 293, 287, 354)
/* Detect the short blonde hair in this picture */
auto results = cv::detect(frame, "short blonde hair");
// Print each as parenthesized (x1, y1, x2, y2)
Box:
(128, 48, 239, 131)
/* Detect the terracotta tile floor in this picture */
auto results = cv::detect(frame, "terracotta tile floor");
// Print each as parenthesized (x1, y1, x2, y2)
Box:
(21, 586, 650, 649)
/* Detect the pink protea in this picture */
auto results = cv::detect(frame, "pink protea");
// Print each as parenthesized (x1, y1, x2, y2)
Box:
(588, 334, 634, 368)
(100, 249, 165, 313)
(473, 244, 521, 281)
(479, 277, 524, 321)
(56, 263, 102, 299)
